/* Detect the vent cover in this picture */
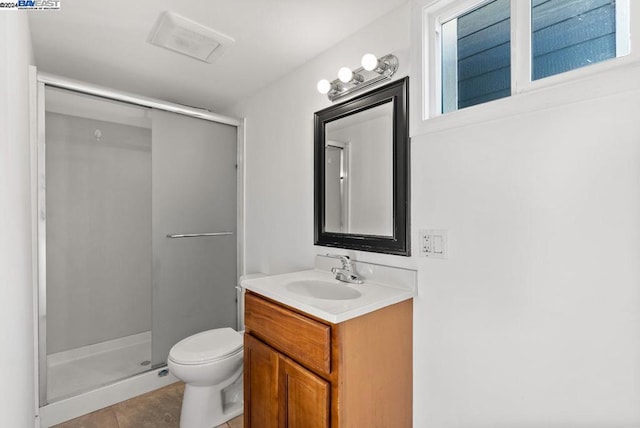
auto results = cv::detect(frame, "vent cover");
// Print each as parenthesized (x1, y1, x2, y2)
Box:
(148, 11, 235, 63)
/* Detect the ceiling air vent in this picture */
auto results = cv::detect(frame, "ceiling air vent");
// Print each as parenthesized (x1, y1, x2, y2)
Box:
(148, 11, 235, 63)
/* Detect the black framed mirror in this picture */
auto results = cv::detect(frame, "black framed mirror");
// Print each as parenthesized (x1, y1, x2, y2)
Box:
(314, 77, 409, 256)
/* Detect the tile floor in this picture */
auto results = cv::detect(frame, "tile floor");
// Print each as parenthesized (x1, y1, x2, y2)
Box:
(51, 382, 243, 428)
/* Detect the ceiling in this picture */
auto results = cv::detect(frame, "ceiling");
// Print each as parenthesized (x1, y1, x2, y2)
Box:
(29, 0, 407, 112)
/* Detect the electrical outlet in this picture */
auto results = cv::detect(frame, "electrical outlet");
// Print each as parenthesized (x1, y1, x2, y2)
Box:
(419, 229, 448, 258)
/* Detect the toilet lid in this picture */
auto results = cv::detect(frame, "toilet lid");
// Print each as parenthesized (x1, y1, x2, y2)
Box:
(169, 328, 243, 365)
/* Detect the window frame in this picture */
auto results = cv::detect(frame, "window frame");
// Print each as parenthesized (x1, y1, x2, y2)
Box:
(413, 0, 638, 133)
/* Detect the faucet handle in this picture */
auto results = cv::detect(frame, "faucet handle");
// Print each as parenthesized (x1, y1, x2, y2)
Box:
(327, 254, 364, 284)
(325, 253, 352, 270)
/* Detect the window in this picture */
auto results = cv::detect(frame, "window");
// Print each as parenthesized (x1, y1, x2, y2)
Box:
(423, 0, 632, 117)
(532, 0, 621, 80)
(442, 0, 511, 112)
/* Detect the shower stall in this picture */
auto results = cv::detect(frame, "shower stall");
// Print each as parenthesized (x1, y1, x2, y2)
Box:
(32, 72, 242, 427)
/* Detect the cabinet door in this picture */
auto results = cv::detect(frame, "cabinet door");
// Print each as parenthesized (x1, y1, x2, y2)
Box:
(245, 334, 279, 428)
(280, 356, 330, 428)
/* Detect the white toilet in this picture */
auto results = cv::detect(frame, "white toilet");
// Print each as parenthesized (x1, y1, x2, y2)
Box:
(168, 327, 244, 428)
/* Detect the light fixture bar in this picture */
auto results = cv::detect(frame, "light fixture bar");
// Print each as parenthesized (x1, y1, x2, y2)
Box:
(319, 54, 399, 102)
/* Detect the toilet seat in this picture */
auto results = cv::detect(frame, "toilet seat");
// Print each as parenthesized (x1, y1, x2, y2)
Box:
(169, 328, 243, 365)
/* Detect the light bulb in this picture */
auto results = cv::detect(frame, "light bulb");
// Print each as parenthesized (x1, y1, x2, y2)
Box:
(361, 53, 378, 71)
(338, 67, 353, 83)
(317, 79, 331, 94)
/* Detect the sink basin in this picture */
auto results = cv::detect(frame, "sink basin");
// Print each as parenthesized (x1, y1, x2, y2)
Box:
(285, 280, 361, 300)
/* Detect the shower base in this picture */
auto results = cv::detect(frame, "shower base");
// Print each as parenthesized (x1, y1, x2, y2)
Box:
(39, 367, 177, 427)
(40, 331, 178, 427)
(47, 331, 153, 402)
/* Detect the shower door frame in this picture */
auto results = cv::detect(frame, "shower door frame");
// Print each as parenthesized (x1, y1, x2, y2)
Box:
(31, 67, 246, 412)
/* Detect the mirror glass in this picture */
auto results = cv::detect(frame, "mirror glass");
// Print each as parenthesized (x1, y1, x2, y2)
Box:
(324, 102, 393, 235)
(314, 77, 409, 256)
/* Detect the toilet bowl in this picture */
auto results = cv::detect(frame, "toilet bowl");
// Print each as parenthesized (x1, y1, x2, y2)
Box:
(168, 327, 244, 428)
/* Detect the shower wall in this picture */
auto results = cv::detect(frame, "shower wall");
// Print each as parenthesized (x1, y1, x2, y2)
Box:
(46, 112, 152, 354)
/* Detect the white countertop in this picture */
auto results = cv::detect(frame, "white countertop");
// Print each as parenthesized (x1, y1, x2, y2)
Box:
(241, 268, 415, 324)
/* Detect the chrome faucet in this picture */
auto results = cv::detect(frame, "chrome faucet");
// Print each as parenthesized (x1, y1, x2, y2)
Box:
(326, 254, 364, 284)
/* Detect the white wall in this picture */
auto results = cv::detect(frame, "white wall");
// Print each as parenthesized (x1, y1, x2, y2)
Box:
(0, 12, 36, 428)
(230, 2, 640, 427)
(413, 85, 640, 427)
(227, 4, 411, 275)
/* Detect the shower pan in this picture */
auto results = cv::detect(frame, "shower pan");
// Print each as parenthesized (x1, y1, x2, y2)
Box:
(33, 73, 242, 427)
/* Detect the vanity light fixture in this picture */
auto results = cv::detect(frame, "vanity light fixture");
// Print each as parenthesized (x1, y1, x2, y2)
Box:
(317, 53, 399, 101)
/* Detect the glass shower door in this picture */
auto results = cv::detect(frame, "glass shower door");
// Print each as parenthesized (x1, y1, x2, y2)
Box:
(38, 85, 239, 408)
(151, 109, 238, 366)
(43, 87, 153, 403)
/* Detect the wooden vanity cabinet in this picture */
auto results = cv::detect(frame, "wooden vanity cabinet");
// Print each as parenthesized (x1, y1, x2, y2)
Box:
(245, 334, 330, 428)
(244, 291, 412, 428)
